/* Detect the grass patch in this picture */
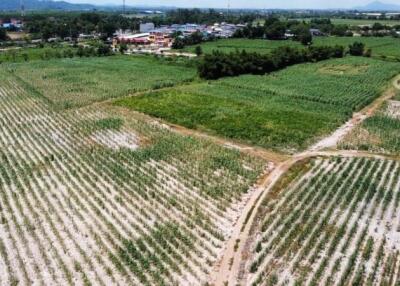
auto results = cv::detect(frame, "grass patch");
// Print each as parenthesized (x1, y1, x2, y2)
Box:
(269, 159, 313, 200)
(318, 64, 369, 75)
(394, 91, 400, 101)
(93, 118, 124, 131)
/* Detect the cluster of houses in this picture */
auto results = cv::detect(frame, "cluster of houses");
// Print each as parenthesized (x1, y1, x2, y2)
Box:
(114, 22, 244, 49)
(0, 18, 23, 30)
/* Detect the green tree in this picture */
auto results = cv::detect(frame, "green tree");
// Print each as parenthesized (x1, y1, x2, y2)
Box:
(331, 24, 349, 36)
(348, 42, 365, 56)
(172, 37, 185, 49)
(22, 53, 29, 62)
(0, 28, 7, 41)
(195, 46, 203, 56)
(265, 21, 286, 40)
(119, 43, 128, 54)
(293, 24, 313, 46)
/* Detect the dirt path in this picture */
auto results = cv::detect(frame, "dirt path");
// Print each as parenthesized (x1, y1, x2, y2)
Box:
(208, 75, 400, 286)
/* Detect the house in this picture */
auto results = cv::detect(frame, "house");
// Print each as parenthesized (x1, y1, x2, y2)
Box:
(117, 33, 151, 44)
(149, 32, 172, 48)
(310, 29, 324, 36)
(1, 19, 23, 30)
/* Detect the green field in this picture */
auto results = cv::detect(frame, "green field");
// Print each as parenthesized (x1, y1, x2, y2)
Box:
(0, 45, 77, 63)
(340, 98, 400, 154)
(314, 37, 400, 59)
(183, 37, 400, 59)
(292, 18, 400, 26)
(255, 18, 400, 26)
(9, 55, 197, 109)
(180, 38, 301, 55)
(115, 57, 400, 152)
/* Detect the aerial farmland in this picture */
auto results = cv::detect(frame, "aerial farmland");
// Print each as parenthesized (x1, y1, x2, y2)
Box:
(1, 4, 400, 286)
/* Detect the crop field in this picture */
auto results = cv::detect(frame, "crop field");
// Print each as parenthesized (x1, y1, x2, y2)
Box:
(0, 45, 78, 63)
(180, 38, 300, 55)
(0, 68, 266, 285)
(7, 55, 197, 109)
(245, 156, 400, 285)
(340, 98, 400, 154)
(115, 57, 400, 152)
(183, 37, 400, 59)
(313, 37, 400, 60)
(287, 18, 400, 26)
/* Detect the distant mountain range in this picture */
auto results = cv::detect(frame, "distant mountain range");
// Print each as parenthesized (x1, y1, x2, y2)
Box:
(0, 0, 177, 12)
(1, 0, 400, 12)
(354, 1, 400, 11)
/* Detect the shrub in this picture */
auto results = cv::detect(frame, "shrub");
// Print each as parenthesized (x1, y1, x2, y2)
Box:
(348, 42, 365, 56)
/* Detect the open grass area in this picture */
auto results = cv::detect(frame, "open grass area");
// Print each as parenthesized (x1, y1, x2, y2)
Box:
(115, 57, 400, 152)
(183, 37, 400, 60)
(8, 55, 197, 109)
(0, 67, 265, 285)
(247, 156, 400, 285)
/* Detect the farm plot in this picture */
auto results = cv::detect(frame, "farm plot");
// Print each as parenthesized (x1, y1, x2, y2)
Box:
(246, 156, 400, 286)
(115, 57, 400, 152)
(179, 38, 300, 55)
(0, 68, 266, 286)
(313, 37, 400, 60)
(340, 99, 400, 154)
(183, 37, 400, 59)
(7, 55, 197, 109)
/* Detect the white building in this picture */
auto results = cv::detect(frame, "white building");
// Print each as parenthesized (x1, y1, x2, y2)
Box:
(140, 23, 155, 33)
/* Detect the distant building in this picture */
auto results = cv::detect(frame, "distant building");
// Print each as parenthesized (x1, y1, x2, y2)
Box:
(149, 32, 172, 47)
(140, 23, 155, 33)
(1, 18, 23, 30)
(116, 33, 151, 44)
(310, 29, 324, 36)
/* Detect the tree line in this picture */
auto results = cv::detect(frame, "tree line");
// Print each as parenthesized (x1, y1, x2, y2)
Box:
(198, 42, 369, 80)
(233, 17, 400, 42)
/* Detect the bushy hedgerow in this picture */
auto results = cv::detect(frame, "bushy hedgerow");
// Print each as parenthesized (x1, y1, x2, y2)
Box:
(198, 45, 345, 80)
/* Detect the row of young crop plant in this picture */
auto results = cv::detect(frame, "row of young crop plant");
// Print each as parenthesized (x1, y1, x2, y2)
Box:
(244, 156, 400, 286)
(340, 98, 400, 154)
(0, 70, 265, 286)
(6, 56, 197, 110)
(219, 57, 400, 113)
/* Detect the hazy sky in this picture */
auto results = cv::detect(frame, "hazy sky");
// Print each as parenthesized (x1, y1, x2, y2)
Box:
(65, 0, 398, 9)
